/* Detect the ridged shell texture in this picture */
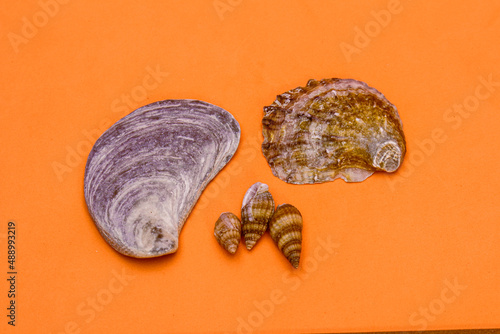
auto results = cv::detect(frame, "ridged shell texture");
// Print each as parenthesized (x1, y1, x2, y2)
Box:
(241, 182, 275, 250)
(84, 99, 240, 258)
(214, 212, 241, 254)
(262, 78, 406, 184)
(269, 204, 303, 269)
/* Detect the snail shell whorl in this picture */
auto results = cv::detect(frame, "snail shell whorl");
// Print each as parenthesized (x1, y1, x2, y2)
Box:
(373, 141, 402, 172)
(214, 212, 241, 254)
(241, 182, 275, 250)
(269, 204, 303, 269)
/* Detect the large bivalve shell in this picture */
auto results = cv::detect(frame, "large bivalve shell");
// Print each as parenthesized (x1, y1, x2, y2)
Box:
(84, 100, 240, 258)
(214, 212, 241, 254)
(262, 78, 406, 184)
(269, 204, 303, 269)
(241, 182, 275, 250)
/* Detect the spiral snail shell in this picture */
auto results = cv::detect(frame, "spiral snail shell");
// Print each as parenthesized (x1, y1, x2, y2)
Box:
(269, 204, 303, 269)
(214, 212, 241, 254)
(241, 182, 275, 250)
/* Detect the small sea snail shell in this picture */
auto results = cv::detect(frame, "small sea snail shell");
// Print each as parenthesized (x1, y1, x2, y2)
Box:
(214, 212, 241, 254)
(269, 204, 303, 269)
(241, 182, 275, 250)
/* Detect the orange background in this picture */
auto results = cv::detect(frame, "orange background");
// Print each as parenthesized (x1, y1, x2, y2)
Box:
(1, 1, 499, 333)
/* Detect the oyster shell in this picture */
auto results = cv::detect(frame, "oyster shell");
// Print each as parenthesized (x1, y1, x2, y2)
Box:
(214, 212, 241, 254)
(269, 204, 303, 269)
(262, 78, 406, 184)
(241, 182, 275, 250)
(84, 99, 240, 258)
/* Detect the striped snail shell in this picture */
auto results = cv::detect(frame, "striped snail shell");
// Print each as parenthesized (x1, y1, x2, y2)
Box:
(269, 204, 303, 269)
(241, 182, 275, 250)
(214, 212, 241, 254)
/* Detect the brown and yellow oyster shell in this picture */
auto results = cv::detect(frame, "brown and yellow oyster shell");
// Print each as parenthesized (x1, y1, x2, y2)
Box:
(262, 78, 406, 184)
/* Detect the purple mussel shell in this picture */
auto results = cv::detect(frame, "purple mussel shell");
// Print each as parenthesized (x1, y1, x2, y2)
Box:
(84, 100, 240, 258)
